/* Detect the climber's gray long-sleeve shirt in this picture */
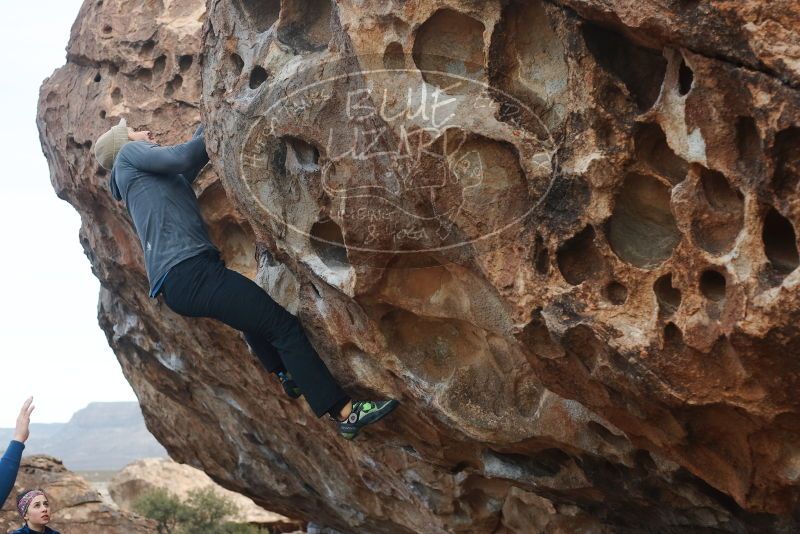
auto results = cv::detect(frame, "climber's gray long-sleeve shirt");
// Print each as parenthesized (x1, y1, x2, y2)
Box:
(109, 127, 218, 297)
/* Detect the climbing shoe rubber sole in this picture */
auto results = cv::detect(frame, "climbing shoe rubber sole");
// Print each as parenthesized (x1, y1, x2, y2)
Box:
(339, 399, 400, 440)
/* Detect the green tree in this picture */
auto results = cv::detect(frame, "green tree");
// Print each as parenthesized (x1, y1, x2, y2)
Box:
(132, 486, 257, 534)
(181, 487, 240, 533)
(220, 522, 262, 533)
(132, 487, 190, 534)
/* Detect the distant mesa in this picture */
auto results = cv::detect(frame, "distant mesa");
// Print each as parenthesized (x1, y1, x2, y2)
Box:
(0, 402, 166, 471)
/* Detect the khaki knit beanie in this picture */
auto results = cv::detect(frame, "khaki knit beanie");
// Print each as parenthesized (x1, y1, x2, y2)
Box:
(94, 117, 130, 170)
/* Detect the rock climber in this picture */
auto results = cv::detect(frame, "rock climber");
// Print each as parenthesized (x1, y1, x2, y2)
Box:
(94, 118, 398, 439)
(1, 397, 34, 506)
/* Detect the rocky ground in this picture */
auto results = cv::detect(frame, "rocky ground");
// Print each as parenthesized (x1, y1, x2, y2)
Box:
(37, 0, 800, 532)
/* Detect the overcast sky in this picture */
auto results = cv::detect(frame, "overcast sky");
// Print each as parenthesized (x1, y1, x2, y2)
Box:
(0, 0, 137, 425)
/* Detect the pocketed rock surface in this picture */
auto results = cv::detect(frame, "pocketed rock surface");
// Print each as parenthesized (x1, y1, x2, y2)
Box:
(38, 0, 800, 532)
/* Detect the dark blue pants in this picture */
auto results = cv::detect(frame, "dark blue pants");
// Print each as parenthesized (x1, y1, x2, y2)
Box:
(161, 250, 349, 418)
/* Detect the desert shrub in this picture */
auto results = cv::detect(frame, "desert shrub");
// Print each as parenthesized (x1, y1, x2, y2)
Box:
(181, 487, 240, 533)
(132, 487, 189, 534)
(220, 522, 262, 533)
(133, 486, 254, 534)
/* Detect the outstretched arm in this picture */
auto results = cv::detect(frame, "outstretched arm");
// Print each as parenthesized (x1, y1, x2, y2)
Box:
(180, 125, 209, 184)
(0, 397, 34, 506)
(123, 126, 208, 176)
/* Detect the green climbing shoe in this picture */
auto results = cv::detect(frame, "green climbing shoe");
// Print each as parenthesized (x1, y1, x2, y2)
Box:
(338, 399, 399, 440)
(277, 371, 302, 399)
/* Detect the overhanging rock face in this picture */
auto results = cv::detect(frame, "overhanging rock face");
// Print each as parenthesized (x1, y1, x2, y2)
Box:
(39, 0, 800, 532)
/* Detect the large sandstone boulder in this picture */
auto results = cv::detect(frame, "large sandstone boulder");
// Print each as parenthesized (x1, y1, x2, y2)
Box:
(0, 455, 154, 534)
(109, 458, 299, 529)
(37, 0, 800, 532)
